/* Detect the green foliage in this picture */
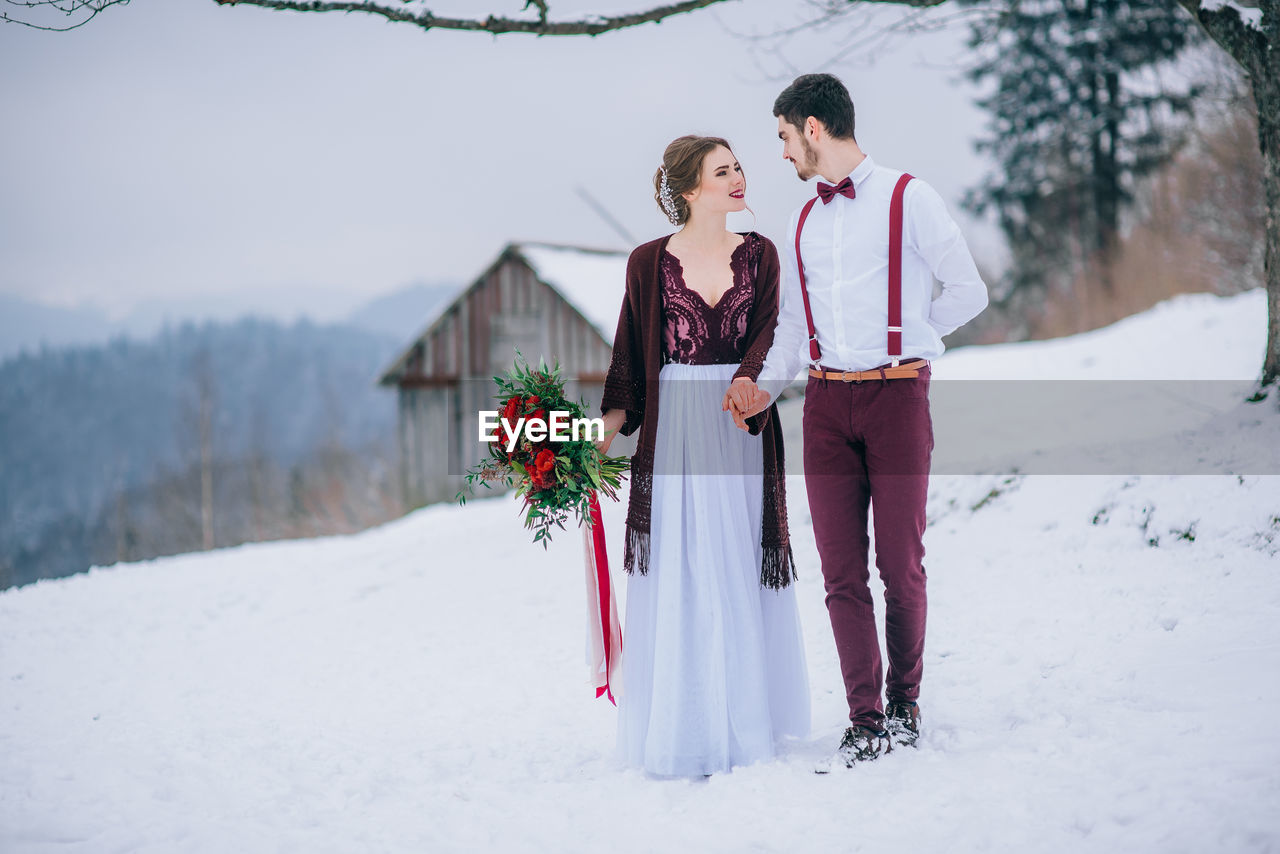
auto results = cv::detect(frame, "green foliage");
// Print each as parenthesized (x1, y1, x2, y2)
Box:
(456, 351, 629, 548)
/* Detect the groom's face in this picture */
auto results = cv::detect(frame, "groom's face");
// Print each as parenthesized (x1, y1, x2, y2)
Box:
(778, 117, 819, 182)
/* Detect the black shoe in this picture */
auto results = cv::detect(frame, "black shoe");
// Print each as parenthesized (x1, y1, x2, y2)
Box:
(885, 700, 921, 748)
(836, 724, 892, 766)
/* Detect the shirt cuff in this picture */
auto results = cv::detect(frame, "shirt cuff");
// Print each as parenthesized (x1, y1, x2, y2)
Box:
(757, 371, 797, 404)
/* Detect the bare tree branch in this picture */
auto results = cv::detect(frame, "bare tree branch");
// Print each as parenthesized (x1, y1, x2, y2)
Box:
(2, 0, 737, 33)
(205, 0, 737, 37)
(1, 0, 131, 32)
(523, 0, 549, 26)
(730, 1, 991, 84)
(1175, 0, 1266, 75)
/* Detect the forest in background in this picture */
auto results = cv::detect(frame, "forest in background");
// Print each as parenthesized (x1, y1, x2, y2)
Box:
(0, 319, 407, 588)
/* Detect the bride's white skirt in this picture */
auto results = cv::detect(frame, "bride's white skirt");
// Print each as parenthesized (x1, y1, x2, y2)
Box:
(617, 362, 810, 777)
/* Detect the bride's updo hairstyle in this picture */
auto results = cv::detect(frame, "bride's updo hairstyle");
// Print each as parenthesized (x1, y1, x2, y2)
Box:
(653, 135, 734, 226)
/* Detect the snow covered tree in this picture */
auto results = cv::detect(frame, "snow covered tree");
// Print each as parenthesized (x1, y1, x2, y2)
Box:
(962, 0, 1202, 298)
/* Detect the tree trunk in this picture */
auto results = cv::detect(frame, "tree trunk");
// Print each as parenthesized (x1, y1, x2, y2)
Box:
(1244, 0, 1280, 392)
(1102, 67, 1121, 249)
(1259, 76, 1280, 391)
(1099, 0, 1121, 280)
(200, 395, 214, 550)
(1178, 0, 1278, 395)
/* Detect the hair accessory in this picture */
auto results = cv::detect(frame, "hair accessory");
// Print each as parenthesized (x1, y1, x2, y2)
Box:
(658, 165, 680, 225)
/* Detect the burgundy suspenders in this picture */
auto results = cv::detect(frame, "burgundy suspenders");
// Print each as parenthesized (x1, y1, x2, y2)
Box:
(886, 173, 913, 365)
(794, 172, 915, 369)
(794, 196, 822, 364)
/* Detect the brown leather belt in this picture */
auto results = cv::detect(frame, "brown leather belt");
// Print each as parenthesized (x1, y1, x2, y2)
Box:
(808, 359, 929, 382)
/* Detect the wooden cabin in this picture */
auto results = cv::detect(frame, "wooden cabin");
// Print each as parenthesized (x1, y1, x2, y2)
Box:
(377, 242, 631, 507)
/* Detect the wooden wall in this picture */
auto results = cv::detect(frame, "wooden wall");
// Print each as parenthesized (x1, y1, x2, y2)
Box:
(395, 253, 618, 508)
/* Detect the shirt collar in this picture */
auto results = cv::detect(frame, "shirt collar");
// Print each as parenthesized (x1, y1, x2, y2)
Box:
(847, 154, 875, 187)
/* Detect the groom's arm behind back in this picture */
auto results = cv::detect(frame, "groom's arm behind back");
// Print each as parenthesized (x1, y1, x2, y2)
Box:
(907, 180, 989, 338)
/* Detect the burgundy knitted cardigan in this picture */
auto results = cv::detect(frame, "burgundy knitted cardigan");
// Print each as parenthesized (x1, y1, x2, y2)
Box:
(600, 231, 796, 589)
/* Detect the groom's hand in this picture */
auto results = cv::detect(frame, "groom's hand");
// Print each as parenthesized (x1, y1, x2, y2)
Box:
(722, 377, 755, 428)
(722, 378, 772, 431)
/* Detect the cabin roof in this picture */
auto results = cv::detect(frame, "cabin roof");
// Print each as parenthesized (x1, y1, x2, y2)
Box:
(376, 241, 628, 385)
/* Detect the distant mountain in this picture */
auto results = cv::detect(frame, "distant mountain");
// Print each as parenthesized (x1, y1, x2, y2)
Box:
(0, 293, 114, 361)
(343, 281, 461, 342)
(0, 280, 462, 364)
(0, 292, 333, 364)
(0, 318, 403, 587)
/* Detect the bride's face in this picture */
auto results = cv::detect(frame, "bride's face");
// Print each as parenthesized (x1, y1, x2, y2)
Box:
(682, 145, 747, 220)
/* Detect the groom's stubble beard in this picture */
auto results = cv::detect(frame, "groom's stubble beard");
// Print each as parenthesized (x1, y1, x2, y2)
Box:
(794, 136, 819, 182)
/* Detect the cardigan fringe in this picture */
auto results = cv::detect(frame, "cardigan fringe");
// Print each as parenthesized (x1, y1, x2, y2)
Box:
(623, 524, 651, 577)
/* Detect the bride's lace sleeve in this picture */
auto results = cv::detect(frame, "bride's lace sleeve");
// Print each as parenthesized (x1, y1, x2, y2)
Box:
(733, 235, 782, 436)
(734, 235, 781, 385)
(601, 262, 645, 437)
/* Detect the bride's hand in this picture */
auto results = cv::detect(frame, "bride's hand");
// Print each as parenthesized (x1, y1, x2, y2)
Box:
(723, 378, 771, 431)
(596, 409, 625, 454)
(722, 377, 754, 416)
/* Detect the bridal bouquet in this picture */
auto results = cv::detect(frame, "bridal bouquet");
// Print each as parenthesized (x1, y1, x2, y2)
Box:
(457, 354, 630, 548)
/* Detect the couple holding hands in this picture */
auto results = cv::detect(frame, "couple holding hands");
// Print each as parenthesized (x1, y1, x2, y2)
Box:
(597, 73, 989, 776)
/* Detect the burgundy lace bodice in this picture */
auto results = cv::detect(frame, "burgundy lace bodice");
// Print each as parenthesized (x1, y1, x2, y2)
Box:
(661, 234, 759, 365)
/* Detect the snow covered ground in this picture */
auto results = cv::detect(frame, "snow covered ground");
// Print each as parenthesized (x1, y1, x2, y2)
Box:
(3, 291, 1279, 853)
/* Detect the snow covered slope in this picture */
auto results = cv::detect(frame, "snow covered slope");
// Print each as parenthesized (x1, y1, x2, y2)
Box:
(934, 289, 1267, 381)
(2, 291, 1278, 853)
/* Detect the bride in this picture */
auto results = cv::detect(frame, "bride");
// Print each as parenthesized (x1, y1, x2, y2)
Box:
(598, 135, 810, 777)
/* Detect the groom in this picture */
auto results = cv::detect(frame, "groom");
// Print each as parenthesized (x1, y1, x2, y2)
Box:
(726, 74, 988, 766)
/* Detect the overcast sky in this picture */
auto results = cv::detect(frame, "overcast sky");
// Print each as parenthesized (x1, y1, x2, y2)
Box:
(0, 0, 999, 325)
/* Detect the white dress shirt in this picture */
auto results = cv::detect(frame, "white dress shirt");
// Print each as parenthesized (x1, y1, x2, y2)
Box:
(758, 155, 989, 401)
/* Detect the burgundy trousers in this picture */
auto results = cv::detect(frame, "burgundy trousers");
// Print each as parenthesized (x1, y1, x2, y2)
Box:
(802, 363, 933, 729)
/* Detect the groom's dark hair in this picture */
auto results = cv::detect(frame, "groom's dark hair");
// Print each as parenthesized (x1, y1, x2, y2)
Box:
(773, 74, 856, 141)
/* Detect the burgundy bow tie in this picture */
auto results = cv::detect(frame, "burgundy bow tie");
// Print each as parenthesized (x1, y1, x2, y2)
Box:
(817, 176, 856, 204)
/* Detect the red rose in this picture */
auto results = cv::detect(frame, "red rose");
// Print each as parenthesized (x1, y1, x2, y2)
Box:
(526, 408, 548, 438)
(529, 448, 557, 489)
(499, 395, 522, 446)
(502, 395, 521, 421)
